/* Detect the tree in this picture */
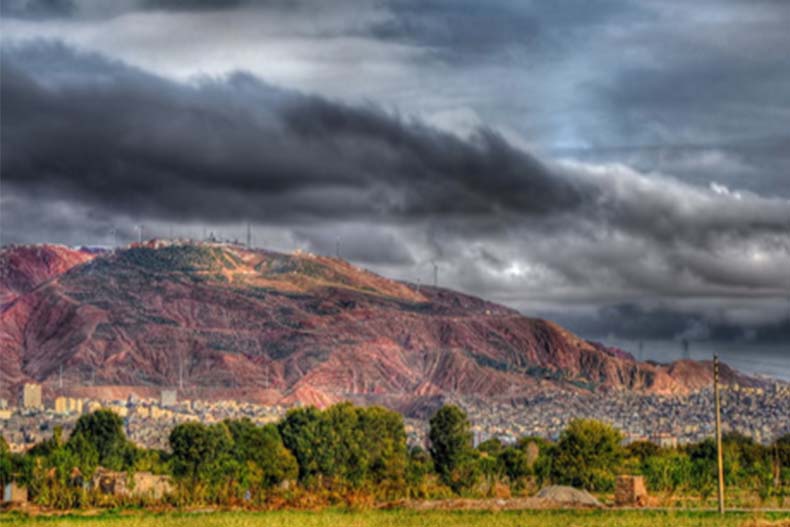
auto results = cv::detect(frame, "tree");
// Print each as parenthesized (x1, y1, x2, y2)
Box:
(499, 445, 531, 484)
(477, 438, 504, 485)
(225, 418, 297, 489)
(626, 440, 660, 463)
(0, 436, 12, 488)
(67, 410, 136, 471)
(428, 405, 480, 493)
(550, 419, 624, 491)
(686, 438, 717, 498)
(278, 403, 407, 490)
(169, 421, 235, 499)
(278, 406, 323, 482)
(405, 446, 433, 496)
(357, 405, 408, 490)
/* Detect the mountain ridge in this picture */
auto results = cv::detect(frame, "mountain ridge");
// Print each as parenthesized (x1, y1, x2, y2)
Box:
(0, 240, 765, 407)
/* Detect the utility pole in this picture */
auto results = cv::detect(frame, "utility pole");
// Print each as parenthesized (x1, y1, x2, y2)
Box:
(432, 262, 438, 288)
(246, 223, 252, 248)
(136, 225, 144, 244)
(714, 353, 725, 515)
(335, 236, 341, 259)
(682, 339, 690, 360)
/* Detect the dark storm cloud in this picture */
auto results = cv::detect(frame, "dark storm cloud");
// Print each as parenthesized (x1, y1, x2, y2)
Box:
(546, 303, 790, 345)
(0, 41, 587, 228)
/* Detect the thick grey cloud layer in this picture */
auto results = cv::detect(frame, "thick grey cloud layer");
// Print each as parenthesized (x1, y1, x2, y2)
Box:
(1, 43, 585, 225)
(2, 1, 790, 360)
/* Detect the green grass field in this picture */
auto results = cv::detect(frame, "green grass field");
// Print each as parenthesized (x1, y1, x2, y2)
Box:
(2, 509, 790, 527)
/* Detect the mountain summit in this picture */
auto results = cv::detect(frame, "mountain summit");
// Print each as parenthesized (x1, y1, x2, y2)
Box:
(0, 241, 759, 407)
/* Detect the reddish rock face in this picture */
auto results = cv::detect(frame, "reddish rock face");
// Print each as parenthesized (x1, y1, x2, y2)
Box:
(0, 241, 760, 406)
(0, 245, 96, 307)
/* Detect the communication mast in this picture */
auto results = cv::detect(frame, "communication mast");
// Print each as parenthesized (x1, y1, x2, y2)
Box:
(246, 223, 252, 248)
(682, 339, 690, 360)
(432, 262, 438, 288)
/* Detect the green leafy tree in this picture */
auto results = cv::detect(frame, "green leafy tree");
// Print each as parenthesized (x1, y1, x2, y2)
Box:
(279, 406, 323, 481)
(405, 446, 433, 496)
(278, 403, 408, 492)
(357, 405, 408, 490)
(169, 421, 236, 503)
(0, 436, 12, 488)
(686, 438, 717, 499)
(550, 419, 624, 491)
(428, 405, 480, 493)
(499, 445, 531, 484)
(477, 438, 504, 486)
(225, 418, 298, 489)
(67, 410, 136, 470)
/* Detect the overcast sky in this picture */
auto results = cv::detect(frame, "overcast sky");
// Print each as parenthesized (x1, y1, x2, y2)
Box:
(2, 0, 789, 372)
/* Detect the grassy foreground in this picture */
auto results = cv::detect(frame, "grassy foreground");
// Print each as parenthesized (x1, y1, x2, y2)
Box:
(2, 509, 790, 527)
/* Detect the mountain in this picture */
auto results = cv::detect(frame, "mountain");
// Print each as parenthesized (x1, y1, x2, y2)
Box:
(0, 241, 762, 407)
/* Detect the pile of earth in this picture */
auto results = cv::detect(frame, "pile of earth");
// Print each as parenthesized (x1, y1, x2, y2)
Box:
(536, 486, 602, 507)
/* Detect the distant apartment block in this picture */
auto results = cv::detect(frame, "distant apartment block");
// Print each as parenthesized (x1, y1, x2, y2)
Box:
(161, 389, 177, 407)
(54, 396, 84, 415)
(22, 383, 42, 409)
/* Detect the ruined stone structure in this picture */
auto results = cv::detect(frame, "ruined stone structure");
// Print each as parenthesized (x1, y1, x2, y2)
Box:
(615, 475, 648, 507)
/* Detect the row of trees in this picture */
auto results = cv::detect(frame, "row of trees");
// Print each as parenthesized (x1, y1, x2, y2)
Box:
(2, 404, 789, 508)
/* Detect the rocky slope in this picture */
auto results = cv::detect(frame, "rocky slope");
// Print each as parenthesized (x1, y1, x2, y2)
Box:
(0, 244, 96, 308)
(0, 241, 760, 406)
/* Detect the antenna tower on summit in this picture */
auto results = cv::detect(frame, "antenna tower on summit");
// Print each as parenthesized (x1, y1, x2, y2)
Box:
(246, 223, 252, 248)
(682, 339, 690, 360)
(432, 262, 438, 288)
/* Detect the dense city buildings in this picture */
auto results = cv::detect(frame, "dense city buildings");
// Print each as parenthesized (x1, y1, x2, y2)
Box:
(1, 383, 788, 453)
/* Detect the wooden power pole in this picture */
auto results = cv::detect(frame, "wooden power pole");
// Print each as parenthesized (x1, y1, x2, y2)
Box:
(714, 353, 725, 514)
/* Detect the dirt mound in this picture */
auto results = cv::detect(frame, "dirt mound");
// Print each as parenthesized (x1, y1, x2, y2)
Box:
(536, 485, 602, 507)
